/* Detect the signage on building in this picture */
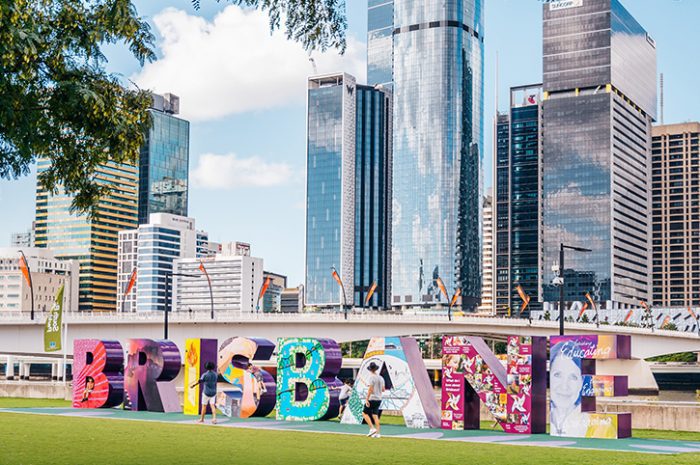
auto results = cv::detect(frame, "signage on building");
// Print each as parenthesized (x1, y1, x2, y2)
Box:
(548, 0, 583, 11)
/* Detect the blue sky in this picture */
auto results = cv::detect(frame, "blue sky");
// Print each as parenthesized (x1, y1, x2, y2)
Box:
(1, 0, 698, 285)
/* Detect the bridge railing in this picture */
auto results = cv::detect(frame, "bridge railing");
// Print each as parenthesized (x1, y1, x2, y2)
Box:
(0, 310, 697, 339)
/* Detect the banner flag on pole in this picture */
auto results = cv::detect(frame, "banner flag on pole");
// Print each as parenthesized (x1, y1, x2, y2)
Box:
(435, 277, 449, 302)
(449, 288, 462, 308)
(124, 267, 137, 297)
(44, 284, 64, 352)
(577, 302, 589, 321)
(258, 276, 272, 301)
(516, 285, 531, 314)
(19, 254, 32, 288)
(365, 281, 378, 306)
(623, 309, 634, 323)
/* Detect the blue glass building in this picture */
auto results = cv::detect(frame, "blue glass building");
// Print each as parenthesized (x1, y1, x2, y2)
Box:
(305, 73, 392, 309)
(494, 85, 543, 317)
(367, 0, 394, 88)
(138, 93, 190, 225)
(370, 0, 484, 309)
(541, 0, 656, 309)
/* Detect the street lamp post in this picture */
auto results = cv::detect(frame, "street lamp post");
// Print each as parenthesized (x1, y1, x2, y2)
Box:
(558, 243, 592, 336)
(164, 271, 200, 339)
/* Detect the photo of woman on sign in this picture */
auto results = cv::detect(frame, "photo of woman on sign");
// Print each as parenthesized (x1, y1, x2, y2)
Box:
(549, 341, 587, 437)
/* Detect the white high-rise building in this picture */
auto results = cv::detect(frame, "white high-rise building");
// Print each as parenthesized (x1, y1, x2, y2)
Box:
(173, 247, 263, 314)
(479, 189, 494, 314)
(117, 213, 197, 312)
(0, 247, 78, 313)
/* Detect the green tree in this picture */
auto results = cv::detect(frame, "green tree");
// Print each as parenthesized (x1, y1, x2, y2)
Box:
(193, 0, 348, 52)
(0, 0, 155, 214)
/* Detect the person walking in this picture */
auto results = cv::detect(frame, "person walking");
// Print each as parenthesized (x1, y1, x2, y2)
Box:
(191, 362, 218, 424)
(362, 362, 385, 438)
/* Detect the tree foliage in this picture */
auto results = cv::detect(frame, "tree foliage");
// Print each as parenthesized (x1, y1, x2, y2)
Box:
(193, 0, 347, 53)
(0, 0, 155, 214)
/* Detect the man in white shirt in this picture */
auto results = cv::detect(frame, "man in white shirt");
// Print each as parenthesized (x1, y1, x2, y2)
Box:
(362, 362, 385, 438)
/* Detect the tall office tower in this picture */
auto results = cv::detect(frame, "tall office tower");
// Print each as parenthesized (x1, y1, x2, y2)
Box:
(494, 113, 510, 314)
(375, 0, 484, 310)
(494, 85, 543, 317)
(35, 161, 138, 312)
(541, 0, 656, 310)
(173, 249, 263, 314)
(305, 73, 392, 309)
(138, 93, 190, 225)
(367, 0, 393, 88)
(116, 213, 197, 312)
(478, 188, 494, 314)
(651, 123, 700, 307)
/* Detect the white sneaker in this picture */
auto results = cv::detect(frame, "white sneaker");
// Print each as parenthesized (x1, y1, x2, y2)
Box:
(367, 429, 377, 437)
(373, 434, 381, 439)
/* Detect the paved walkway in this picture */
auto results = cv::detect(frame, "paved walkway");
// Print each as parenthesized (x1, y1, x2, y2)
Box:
(3, 407, 700, 455)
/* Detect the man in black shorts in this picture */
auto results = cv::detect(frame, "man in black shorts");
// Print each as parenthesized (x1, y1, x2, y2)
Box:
(362, 362, 385, 438)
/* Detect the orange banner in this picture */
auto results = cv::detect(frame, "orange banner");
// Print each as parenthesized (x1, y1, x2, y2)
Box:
(577, 302, 589, 321)
(332, 269, 343, 287)
(18, 254, 32, 288)
(436, 277, 449, 302)
(450, 288, 462, 308)
(689, 307, 698, 321)
(258, 276, 272, 301)
(623, 309, 634, 323)
(585, 293, 596, 310)
(516, 285, 531, 313)
(124, 268, 137, 297)
(365, 281, 378, 306)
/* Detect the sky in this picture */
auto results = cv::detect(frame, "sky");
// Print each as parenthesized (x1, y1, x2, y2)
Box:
(1, 0, 698, 286)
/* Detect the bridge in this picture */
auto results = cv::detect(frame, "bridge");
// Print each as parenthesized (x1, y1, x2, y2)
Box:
(0, 311, 697, 360)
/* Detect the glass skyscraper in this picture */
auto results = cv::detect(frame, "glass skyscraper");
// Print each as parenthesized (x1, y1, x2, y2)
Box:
(305, 73, 392, 308)
(541, 0, 656, 309)
(138, 93, 190, 225)
(35, 161, 139, 312)
(370, 0, 484, 309)
(494, 85, 543, 317)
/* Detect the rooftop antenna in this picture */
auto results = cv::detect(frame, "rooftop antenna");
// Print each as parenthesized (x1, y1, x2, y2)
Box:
(659, 72, 664, 124)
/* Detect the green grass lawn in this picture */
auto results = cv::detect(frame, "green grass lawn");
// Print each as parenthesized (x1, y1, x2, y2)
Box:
(1, 398, 699, 465)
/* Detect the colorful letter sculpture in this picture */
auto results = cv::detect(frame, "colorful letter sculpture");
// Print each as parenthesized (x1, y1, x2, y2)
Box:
(124, 339, 181, 412)
(183, 338, 218, 415)
(72, 339, 124, 408)
(441, 336, 546, 434)
(276, 338, 342, 421)
(217, 337, 276, 418)
(549, 335, 631, 439)
(341, 337, 441, 428)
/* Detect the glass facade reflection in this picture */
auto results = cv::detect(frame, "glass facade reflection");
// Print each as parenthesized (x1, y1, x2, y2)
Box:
(35, 160, 138, 311)
(542, 0, 655, 308)
(389, 0, 484, 309)
(138, 94, 190, 225)
(305, 74, 392, 309)
(368, 0, 394, 87)
(494, 85, 542, 317)
(354, 85, 392, 309)
(305, 74, 356, 306)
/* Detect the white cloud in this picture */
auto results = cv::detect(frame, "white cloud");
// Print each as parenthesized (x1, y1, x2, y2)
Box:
(134, 6, 366, 121)
(192, 153, 296, 189)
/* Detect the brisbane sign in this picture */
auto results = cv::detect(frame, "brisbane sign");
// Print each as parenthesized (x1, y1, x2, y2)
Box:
(73, 333, 632, 439)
